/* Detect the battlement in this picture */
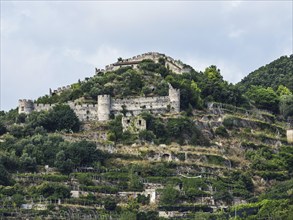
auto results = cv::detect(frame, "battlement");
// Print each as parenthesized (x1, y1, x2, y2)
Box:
(19, 53, 182, 120)
(19, 99, 34, 103)
(19, 82, 180, 121)
(74, 103, 96, 108)
(95, 68, 105, 75)
(18, 99, 34, 114)
(35, 103, 54, 108)
(50, 85, 72, 96)
(103, 52, 190, 74)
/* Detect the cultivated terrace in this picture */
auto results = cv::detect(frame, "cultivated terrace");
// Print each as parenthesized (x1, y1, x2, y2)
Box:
(0, 54, 292, 219)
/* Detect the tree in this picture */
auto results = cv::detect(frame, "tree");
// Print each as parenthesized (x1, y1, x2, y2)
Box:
(160, 185, 180, 205)
(108, 115, 123, 144)
(12, 194, 24, 208)
(279, 95, 293, 118)
(199, 66, 245, 106)
(104, 198, 117, 211)
(237, 55, 293, 92)
(36, 182, 71, 199)
(277, 85, 292, 96)
(45, 104, 80, 132)
(128, 167, 143, 191)
(245, 86, 279, 113)
(19, 153, 37, 172)
(138, 130, 155, 142)
(54, 150, 74, 174)
(0, 121, 7, 135)
(0, 163, 12, 186)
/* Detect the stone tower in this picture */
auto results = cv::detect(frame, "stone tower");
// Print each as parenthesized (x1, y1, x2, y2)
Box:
(18, 99, 34, 114)
(98, 95, 111, 121)
(168, 84, 180, 113)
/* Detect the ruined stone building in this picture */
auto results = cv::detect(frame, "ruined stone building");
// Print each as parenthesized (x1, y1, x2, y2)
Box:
(96, 52, 191, 75)
(18, 84, 180, 122)
(18, 52, 182, 124)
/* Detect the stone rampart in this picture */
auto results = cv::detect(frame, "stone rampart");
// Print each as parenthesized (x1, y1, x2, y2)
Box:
(34, 103, 55, 112)
(104, 52, 190, 74)
(19, 83, 180, 121)
(70, 103, 99, 121)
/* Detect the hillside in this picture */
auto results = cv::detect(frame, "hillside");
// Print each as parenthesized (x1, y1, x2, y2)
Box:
(0, 53, 292, 219)
(237, 55, 293, 92)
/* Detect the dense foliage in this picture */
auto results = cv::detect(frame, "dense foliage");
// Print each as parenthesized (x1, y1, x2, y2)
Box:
(237, 54, 293, 92)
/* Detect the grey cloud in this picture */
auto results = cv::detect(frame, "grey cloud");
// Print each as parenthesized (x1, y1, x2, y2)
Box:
(1, 1, 292, 111)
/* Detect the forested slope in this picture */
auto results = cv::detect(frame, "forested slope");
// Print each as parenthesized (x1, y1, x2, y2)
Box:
(237, 55, 293, 92)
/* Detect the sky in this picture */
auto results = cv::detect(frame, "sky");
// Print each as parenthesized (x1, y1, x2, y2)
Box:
(1, 0, 292, 111)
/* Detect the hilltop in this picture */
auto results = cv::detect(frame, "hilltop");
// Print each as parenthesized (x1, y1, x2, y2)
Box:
(0, 52, 292, 219)
(237, 54, 293, 92)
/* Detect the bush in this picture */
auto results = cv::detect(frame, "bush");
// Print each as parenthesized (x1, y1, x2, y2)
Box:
(36, 182, 71, 199)
(215, 126, 229, 137)
(104, 198, 117, 211)
(159, 185, 180, 205)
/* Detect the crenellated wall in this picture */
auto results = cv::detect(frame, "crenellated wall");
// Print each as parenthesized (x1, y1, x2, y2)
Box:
(110, 84, 180, 117)
(104, 52, 191, 74)
(34, 103, 56, 112)
(19, 84, 180, 122)
(68, 102, 99, 121)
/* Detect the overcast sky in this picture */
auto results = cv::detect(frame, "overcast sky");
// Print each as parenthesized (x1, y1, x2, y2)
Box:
(1, 0, 292, 111)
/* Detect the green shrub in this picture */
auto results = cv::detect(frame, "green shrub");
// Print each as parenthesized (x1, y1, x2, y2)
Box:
(215, 126, 229, 137)
(104, 198, 117, 211)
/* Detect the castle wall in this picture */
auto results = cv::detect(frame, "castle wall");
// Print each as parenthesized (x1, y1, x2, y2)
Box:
(105, 52, 190, 74)
(110, 84, 180, 117)
(111, 96, 170, 112)
(19, 84, 180, 121)
(68, 102, 99, 121)
(34, 103, 55, 112)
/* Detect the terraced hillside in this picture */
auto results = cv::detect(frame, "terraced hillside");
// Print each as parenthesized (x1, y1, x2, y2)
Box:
(0, 54, 292, 219)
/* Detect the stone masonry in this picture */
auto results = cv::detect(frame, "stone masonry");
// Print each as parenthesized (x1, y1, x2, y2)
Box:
(102, 52, 191, 74)
(18, 84, 180, 122)
(18, 52, 182, 122)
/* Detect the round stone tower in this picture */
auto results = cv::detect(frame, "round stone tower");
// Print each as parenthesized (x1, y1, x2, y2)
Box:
(18, 99, 34, 114)
(98, 95, 111, 121)
(168, 84, 180, 113)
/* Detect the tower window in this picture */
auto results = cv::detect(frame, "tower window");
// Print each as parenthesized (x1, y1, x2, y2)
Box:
(21, 107, 24, 111)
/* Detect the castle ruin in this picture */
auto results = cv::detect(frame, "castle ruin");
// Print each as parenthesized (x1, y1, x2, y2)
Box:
(18, 52, 182, 122)
(18, 84, 180, 122)
(98, 52, 191, 75)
